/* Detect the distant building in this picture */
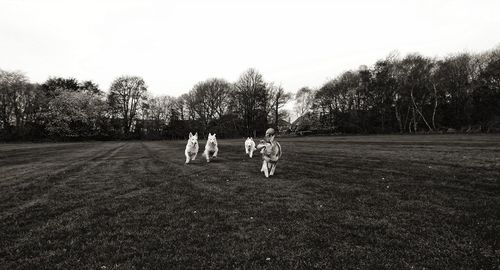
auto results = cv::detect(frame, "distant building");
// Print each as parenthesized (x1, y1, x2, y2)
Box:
(277, 119, 292, 134)
(290, 112, 335, 135)
(291, 113, 315, 132)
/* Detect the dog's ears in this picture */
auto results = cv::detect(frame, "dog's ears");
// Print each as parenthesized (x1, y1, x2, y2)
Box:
(189, 132, 193, 138)
(194, 132, 198, 138)
(213, 133, 216, 137)
(208, 133, 211, 137)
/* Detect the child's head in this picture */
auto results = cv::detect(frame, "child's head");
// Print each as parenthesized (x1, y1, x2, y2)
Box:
(264, 128, 275, 142)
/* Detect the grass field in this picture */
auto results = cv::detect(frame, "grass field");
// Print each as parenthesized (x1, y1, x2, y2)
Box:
(1, 135, 499, 269)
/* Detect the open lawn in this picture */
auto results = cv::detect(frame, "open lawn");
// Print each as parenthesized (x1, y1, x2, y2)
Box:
(0, 135, 499, 269)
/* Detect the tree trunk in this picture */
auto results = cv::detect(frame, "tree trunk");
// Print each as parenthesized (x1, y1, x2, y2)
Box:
(410, 88, 433, 132)
(432, 83, 438, 130)
(381, 107, 385, 133)
(274, 97, 279, 132)
(395, 104, 403, 133)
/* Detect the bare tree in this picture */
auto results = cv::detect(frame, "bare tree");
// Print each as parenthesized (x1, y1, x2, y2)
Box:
(0, 70, 31, 131)
(186, 78, 231, 126)
(108, 76, 148, 134)
(396, 54, 435, 132)
(205, 78, 231, 118)
(268, 83, 292, 130)
(232, 68, 269, 136)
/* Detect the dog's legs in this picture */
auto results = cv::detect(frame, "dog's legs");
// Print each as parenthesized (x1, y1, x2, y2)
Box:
(245, 146, 249, 155)
(205, 150, 210, 162)
(185, 152, 190, 164)
(249, 150, 253, 158)
(192, 152, 197, 161)
(260, 161, 266, 172)
(213, 148, 218, 158)
(263, 161, 269, 178)
(270, 163, 277, 176)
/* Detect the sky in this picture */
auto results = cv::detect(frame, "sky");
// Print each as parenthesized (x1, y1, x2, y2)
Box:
(1, 0, 499, 98)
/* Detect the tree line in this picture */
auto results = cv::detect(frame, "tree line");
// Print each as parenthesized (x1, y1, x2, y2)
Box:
(0, 68, 291, 140)
(1, 46, 499, 141)
(295, 46, 500, 134)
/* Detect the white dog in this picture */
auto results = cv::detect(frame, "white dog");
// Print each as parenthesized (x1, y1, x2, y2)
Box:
(202, 133, 218, 162)
(185, 132, 199, 164)
(256, 134, 282, 178)
(244, 137, 256, 158)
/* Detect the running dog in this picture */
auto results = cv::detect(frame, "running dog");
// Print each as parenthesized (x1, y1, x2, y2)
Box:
(184, 132, 199, 164)
(256, 134, 282, 177)
(244, 137, 256, 158)
(203, 133, 218, 162)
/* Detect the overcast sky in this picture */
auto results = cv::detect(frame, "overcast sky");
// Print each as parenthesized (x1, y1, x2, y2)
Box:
(1, 0, 499, 97)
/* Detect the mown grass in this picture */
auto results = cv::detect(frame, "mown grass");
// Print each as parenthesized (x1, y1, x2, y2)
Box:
(0, 135, 499, 269)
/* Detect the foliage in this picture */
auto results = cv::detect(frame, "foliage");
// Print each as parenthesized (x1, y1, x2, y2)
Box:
(1, 46, 500, 140)
(309, 47, 500, 133)
(46, 90, 107, 138)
